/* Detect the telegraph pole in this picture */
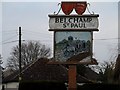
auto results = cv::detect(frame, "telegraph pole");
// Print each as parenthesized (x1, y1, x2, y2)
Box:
(19, 27, 22, 81)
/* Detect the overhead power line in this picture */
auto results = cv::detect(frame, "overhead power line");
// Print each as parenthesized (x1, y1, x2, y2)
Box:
(23, 31, 51, 36)
(93, 38, 120, 40)
(2, 35, 18, 43)
(2, 40, 25, 45)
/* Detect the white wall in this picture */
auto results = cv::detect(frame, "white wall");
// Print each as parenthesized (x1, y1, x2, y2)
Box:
(0, 84, 2, 90)
(2, 82, 19, 90)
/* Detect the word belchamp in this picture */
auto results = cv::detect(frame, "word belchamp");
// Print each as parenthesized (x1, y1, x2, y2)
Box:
(55, 17, 92, 28)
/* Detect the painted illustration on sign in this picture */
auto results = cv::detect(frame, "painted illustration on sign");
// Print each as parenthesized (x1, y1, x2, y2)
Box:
(55, 31, 92, 62)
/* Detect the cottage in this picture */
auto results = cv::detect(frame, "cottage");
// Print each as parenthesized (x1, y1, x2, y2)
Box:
(2, 58, 95, 90)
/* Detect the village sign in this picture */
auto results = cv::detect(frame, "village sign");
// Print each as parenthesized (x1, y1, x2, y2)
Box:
(48, 1, 99, 64)
(48, 1, 99, 90)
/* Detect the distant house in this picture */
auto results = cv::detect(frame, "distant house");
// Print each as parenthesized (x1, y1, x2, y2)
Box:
(2, 58, 95, 90)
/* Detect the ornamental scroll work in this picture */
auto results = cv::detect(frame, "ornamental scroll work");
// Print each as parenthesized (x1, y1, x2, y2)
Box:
(49, 15, 99, 31)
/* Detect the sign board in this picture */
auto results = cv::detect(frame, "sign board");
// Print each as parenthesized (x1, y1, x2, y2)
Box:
(54, 31, 92, 63)
(49, 15, 99, 31)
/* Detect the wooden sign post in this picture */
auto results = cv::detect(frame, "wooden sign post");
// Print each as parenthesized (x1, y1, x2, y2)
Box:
(68, 65, 77, 90)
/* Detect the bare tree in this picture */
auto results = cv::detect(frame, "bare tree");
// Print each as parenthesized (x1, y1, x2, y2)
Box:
(0, 54, 2, 64)
(0, 54, 3, 81)
(91, 61, 115, 83)
(7, 41, 51, 70)
(114, 54, 120, 83)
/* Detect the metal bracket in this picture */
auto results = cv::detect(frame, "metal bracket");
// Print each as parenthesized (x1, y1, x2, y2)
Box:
(86, 3, 94, 15)
(54, 3, 61, 15)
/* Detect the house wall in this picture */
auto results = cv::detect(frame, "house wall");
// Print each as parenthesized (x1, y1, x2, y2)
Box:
(0, 84, 2, 90)
(2, 82, 19, 90)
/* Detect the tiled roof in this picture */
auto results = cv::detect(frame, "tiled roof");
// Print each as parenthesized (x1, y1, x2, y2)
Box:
(3, 58, 91, 83)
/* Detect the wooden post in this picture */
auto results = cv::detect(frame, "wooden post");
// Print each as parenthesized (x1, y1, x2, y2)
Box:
(68, 65, 77, 90)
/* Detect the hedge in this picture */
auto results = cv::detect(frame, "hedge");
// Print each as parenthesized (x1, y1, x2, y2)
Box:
(19, 81, 120, 90)
(19, 81, 67, 90)
(77, 83, 120, 90)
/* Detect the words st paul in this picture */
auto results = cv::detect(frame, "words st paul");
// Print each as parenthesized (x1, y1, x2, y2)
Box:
(49, 15, 99, 30)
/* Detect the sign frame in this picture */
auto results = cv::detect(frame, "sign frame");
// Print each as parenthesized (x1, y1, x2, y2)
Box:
(49, 14, 99, 31)
(50, 30, 94, 65)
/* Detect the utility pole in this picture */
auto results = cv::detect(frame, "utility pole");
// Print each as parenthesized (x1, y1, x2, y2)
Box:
(19, 27, 22, 81)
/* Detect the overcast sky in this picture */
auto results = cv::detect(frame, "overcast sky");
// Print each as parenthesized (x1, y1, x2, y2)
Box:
(0, 0, 119, 67)
(1, 0, 119, 2)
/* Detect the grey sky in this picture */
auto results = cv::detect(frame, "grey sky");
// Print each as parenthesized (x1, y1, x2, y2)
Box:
(2, 2, 57, 67)
(0, 2, 2, 55)
(118, 1, 120, 54)
(1, 1, 119, 67)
